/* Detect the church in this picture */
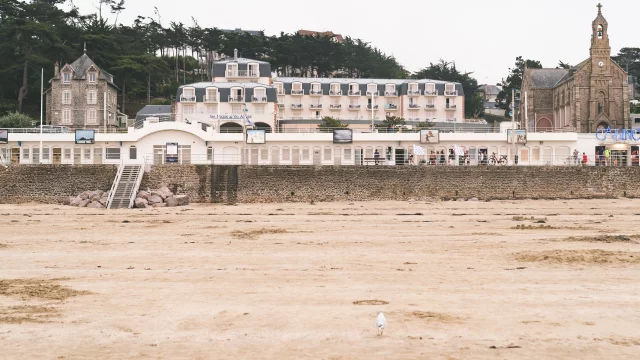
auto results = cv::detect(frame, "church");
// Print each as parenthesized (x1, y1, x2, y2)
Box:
(520, 4, 630, 132)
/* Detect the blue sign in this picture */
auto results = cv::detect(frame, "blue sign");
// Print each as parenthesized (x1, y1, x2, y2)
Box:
(595, 127, 640, 141)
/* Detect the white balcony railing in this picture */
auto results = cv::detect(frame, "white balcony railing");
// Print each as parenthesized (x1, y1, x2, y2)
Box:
(252, 96, 267, 103)
(204, 95, 218, 103)
(366, 91, 378, 96)
(385, 104, 398, 110)
(330, 90, 342, 96)
(408, 89, 421, 96)
(310, 104, 323, 109)
(228, 95, 244, 103)
(180, 94, 196, 102)
(408, 104, 420, 109)
(291, 89, 304, 95)
(424, 89, 438, 96)
(226, 70, 259, 78)
(291, 104, 303, 109)
(329, 104, 342, 110)
(445, 89, 458, 96)
(310, 89, 323, 96)
(384, 91, 397, 97)
(348, 104, 361, 110)
(348, 90, 361, 96)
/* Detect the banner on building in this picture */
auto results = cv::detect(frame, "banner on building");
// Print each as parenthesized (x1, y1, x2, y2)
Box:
(420, 129, 439, 144)
(75, 130, 95, 144)
(246, 129, 266, 144)
(507, 129, 527, 144)
(166, 142, 178, 163)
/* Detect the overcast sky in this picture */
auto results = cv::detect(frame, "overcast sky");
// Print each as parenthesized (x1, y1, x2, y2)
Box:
(68, 0, 638, 84)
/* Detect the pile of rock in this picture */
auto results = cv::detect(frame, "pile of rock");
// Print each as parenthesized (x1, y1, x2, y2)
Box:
(134, 186, 190, 208)
(65, 190, 109, 208)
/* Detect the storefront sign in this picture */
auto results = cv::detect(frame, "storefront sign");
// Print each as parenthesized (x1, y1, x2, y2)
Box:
(209, 114, 252, 120)
(596, 127, 640, 141)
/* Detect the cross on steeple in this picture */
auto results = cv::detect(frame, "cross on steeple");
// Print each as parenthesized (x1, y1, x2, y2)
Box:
(597, 3, 602, 13)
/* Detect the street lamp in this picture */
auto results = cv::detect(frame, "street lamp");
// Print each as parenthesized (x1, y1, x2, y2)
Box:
(371, 92, 375, 132)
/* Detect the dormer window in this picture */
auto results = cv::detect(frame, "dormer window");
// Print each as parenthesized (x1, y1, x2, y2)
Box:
(62, 72, 71, 84)
(291, 82, 303, 95)
(248, 63, 259, 77)
(366, 83, 378, 96)
(88, 72, 96, 83)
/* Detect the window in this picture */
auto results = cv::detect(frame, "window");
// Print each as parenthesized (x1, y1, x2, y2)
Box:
(129, 146, 137, 160)
(87, 91, 97, 104)
(62, 72, 71, 84)
(302, 148, 310, 161)
(207, 104, 218, 114)
(291, 82, 303, 95)
(86, 109, 97, 124)
(344, 148, 352, 160)
(207, 147, 213, 161)
(105, 148, 120, 160)
(226, 63, 238, 76)
(62, 109, 71, 124)
(311, 83, 322, 95)
(231, 104, 242, 114)
(22, 148, 29, 160)
(330, 83, 341, 95)
(32, 148, 40, 164)
(42, 147, 49, 161)
(183, 105, 195, 115)
(62, 91, 71, 105)
(84, 148, 91, 160)
(324, 147, 332, 161)
(385, 84, 396, 96)
(425, 83, 436, 95)
(206, 87, 218, 102)
(367, 83, 377, 95)
(445, 83, 456, 95)
(254, 104, 265, 114)
(88, 72, 96, 83)
(182, 87, 195, 102)
(260, 148, 268, 161)
(597, 25, 603, 39)
(349, 83, 359, 95)
(253, 87, 266, 102)
(248, 63, 259, 77)
(408, 83, 419, 95)
(274, 82, 284, 95)
(282, 147, 290, 161)
(64, 148, 71, 160)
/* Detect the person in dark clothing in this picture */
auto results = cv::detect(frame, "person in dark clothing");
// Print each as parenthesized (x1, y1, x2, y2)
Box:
(374, 149, 380, 165)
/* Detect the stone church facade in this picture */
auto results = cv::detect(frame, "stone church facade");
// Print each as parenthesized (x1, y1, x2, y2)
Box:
(520, 5, 630, 132)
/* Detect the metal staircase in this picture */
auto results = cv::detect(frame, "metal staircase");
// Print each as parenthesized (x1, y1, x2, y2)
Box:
(106, 164, 144, 209)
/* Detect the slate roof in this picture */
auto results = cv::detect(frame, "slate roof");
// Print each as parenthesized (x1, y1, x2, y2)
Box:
(275, 77, 458, 86)
(527, 69, 570, 88)
(478, 84, 502, 95)
(215, 57, 270, 65)
(52, 53, 116, 87)
(177, 82, 275, 89)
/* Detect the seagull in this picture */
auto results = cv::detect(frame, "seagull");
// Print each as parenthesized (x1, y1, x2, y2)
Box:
(376, 312, 387, 336)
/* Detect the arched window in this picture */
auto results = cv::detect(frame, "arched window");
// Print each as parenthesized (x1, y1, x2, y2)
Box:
(282, 146, 290, 161)
(597, 25, 603, 39)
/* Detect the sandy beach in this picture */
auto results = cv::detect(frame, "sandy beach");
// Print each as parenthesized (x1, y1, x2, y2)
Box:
(1, 199, 639, 359)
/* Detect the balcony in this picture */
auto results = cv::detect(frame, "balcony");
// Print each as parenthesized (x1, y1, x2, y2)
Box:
(310, 104, 323, 109)
(407, 117, 420, 121)
(291, 104, 303, 109)
(445, 105, 457, 111)
(204, 95, 218, 103)
(366, 104, 379, 110)
(277, 89, 285, 96)
(424, 89, 438, 96)
(445, 90, 458, 96)
(348, 104, 361, 110)
(384, 91, 397, 97)
(277, 103, 285, 109)
(330, 90, 342, 96)
(225, 70, 259, 78)
(446, 118, 456, 122)
(408, 104, 420, 110)
(348, 90, 361, 96)
(366, 90, 378, 96)
(291, 89, 304, 96)
(385, 104, 398, 111)
(310, 89, 323, 96)
(329, 104, 342, 110)
(425, 104, 436, 110)
(252, 96, 267, 103)
(228, 95, 244, 103)
(180, 95, 196, 103)
(408, 89, 421, 96)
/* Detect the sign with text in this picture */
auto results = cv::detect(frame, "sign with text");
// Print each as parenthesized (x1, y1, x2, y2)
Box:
(75, 129, 95, 144)
(166, 142, 178, 163)
(507, 129, 527, 144)
(246, 129, 266, 144)
(419, 129, 440, 144)
(0, 129, 7, 144)
(596, 127, 640, 141)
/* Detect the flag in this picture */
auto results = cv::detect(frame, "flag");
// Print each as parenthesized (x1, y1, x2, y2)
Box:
(413, 144, 425, 156)
(454, 145, 464, 156)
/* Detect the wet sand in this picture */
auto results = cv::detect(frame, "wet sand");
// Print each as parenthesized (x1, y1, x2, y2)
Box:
(1, 199, 640, 359)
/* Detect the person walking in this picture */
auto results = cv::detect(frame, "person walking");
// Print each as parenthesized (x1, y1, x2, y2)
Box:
(374, 149, 380, 165)
(573, 149, 579, 165)
(604, 148, 611, 166)
(582, 152, 588, 166)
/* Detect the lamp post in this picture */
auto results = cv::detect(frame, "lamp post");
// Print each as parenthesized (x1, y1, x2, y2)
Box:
(39, 68, 43, 163)
(511, 89, 516, 164)
(371, 92, 375, 132)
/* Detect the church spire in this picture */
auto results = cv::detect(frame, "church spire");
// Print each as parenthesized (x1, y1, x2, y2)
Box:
(591, 3, 610, 54)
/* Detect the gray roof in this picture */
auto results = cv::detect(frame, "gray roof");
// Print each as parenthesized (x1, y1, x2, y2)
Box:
(478, 84, 502, 95)
(136, 105, 172, 116)
(178, 82, 275, 89)
(67, 53, 116, 85)
(528, 69, 570, 88)
(275, 77, 460, 86)
(215, 57, 270, 65)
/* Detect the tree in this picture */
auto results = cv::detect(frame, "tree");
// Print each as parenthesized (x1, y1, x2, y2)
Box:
(0, 112, 35, 127)
(317, 116, 347, 130)
(413, 60, 483, 118)
(496, 56, 543, 116)
(417, 121, 435, 129)
(376, 115, 406, 130)
(612, 47, 640, 82)
(557, 61, 572, 69)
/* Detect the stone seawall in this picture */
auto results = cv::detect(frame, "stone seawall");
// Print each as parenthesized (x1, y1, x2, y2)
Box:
(0, 165, 117, 204)
(1, 165, 639, 205)
(235, 166, 640, 203)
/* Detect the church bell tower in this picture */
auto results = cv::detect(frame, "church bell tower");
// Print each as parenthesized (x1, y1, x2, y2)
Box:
(588, 3, 616, 131)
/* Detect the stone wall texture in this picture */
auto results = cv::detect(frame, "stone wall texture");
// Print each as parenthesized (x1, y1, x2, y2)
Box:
(0, 165, 117, 204)
(2, 165, 640, 205)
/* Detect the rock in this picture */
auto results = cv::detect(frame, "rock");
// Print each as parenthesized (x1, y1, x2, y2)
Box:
(86, 201, 105, 209)
(98, 196, 108, 206)
(134, 198, 148, 208)
(164, 196, 178, 207)
(174, 194, 190, 206)
(158, 186, 173, 198)
(137, 190, 150, 200)
(80, 190, 92, 200)
(457, 198, 466, 202)
(150, 190, 166, 200)
(70, 196, 83, 206)
(78, 199, 91, 208)
(95, 190, 105, 198)
(63, 196, 74, 206)
(147, 195, 163, 205)
(152, 203, 167, 208)
(469, 197, 479, 202)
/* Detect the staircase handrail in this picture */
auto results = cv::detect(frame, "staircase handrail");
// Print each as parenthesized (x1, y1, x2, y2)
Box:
(127, 165, 145, 209)
(106, 161, 124, 209)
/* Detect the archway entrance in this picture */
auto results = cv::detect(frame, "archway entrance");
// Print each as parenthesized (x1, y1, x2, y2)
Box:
(254, 122, 272, 133)
(220, 122, 243, 133)
(536, 118, 553, 132)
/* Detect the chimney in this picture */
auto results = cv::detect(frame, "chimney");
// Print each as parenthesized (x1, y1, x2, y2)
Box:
(54, 61, 59, 76)
(234, 48, 238, 60)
